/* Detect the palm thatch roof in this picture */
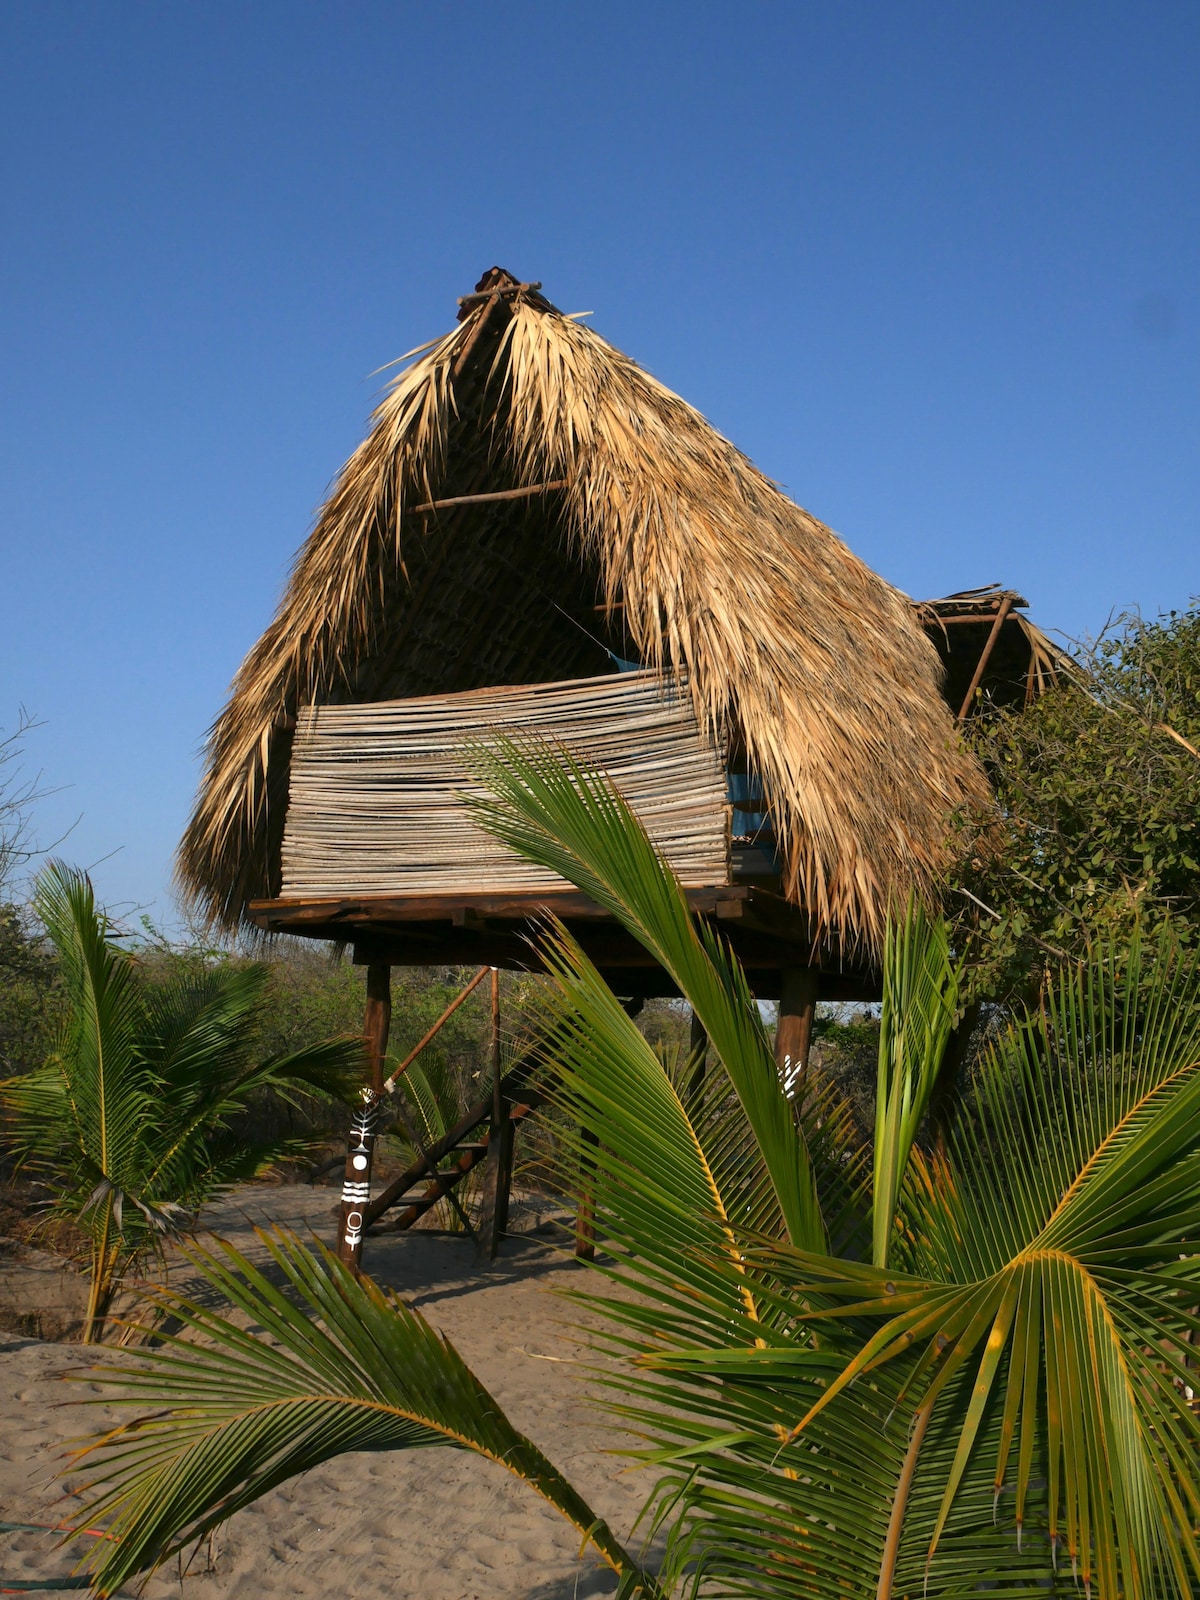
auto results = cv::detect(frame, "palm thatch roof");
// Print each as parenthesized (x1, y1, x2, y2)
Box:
(179, 268, 990, 957)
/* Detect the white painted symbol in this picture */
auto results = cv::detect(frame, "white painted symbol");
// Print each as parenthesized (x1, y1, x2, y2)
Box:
(352, 1153, 368, 1171)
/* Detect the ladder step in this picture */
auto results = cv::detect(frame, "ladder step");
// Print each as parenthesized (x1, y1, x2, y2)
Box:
(392, 1170, 465, 1192)
(368, 1195, 440, 1231)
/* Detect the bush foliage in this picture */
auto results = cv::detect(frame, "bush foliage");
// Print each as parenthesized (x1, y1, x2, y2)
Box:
(958, 602, 1200, 995)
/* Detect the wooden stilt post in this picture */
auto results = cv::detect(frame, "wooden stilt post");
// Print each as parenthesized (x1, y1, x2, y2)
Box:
(336, 962, 391, 1272)
(479, 968, 514, 1259)
(775, 967, 819, 1088)
(364, 962, 392, 1095)
(687, 1009, 709, 1099)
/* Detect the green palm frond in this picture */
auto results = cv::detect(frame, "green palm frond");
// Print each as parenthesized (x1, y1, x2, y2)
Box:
(149, 1032, 362, 1193)
(873, 897, 960, 1267)
(394, 1056, 451, 1147)
(139, 963, 267, 1091)
(614, 1356, 1074, 1599)
(470, 744, 1199, 1595)
(3, 865, 159, 1339)
(70, 1230, 658, 1600)
(140, 968, 361, 1204)
(531, 922, 779, 1340)
(649, 925, 1200, 1597)
(467, 736, 826, 1252)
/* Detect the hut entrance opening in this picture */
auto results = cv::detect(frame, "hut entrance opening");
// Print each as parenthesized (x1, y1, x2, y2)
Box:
(340, 485, 629, 707)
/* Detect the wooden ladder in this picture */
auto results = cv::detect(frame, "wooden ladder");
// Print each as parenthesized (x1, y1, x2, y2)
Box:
(335, 965, 587, 1270)
(361, 1058, 546, 1239)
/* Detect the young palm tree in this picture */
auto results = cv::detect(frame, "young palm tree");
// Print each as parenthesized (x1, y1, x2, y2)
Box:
(64, 751, 1200, 1597)
(0, 862, 362, 1342)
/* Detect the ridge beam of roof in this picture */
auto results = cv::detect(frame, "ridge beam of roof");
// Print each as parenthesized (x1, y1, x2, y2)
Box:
(458, 280, 542, 308)
(916, 589, 1030, 614)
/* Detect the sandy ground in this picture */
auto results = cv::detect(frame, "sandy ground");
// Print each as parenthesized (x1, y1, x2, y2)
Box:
(0, 1186, 658, 1599)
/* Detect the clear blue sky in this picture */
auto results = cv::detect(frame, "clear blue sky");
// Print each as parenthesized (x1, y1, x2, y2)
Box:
(1, 2, 1196, 922)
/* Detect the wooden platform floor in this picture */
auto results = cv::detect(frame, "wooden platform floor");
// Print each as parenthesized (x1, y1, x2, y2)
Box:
(249, 885, 879, 999)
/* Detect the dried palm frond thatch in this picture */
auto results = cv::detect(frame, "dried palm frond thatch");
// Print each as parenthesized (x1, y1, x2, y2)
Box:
(179, 269, 990, 956)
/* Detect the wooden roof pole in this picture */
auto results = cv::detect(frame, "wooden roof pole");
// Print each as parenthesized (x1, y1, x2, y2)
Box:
(927, 611, 1021, 626)
(956, 593, 1016, 722)
(451, 291, 503, 376)
(457, 280, 542, 310)
(411, 481, 567, 514)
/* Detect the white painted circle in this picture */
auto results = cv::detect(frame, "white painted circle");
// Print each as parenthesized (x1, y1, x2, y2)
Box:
(352, 1153, 368, 1171)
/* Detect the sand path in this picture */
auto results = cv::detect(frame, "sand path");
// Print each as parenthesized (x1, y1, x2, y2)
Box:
(0, 1186, 658, 1599)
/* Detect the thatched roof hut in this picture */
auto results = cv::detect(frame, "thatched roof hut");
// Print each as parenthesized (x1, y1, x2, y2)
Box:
(918, 586, 1076, 718)
(180, 268, 990, 968)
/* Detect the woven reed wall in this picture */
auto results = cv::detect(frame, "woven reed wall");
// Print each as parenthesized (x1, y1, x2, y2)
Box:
(280, 670, 731, 897)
